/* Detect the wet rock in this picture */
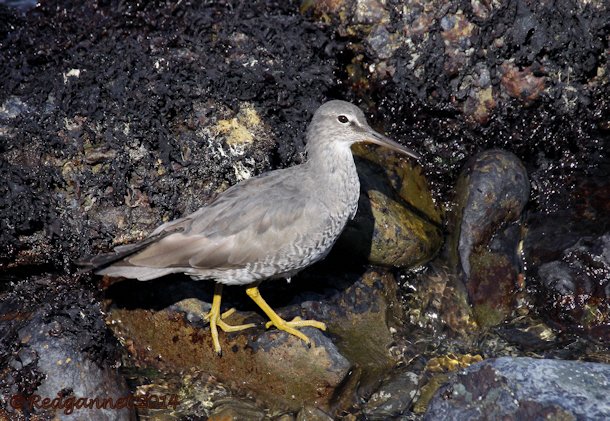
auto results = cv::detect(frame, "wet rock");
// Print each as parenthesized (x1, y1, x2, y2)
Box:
(449, 149, 529, 327)
(450, 149, 530, 277)
(208, 398, 266, 421)
(424, 353, 484, 374)
(105, 267, 402, 413)
(336, 144, 442, 268)
(494, 316, 558, 353)
(524, 168, 610, 340)
(107, 301, 352, 413)
(301, 268, 403, 399)
(400, 266, 478, 363)
(424, 357, 610, 420)
(411, 353, 484, 415)
(131, 370, 236, 419)
(296, 405, 333, 421)
(18, 325, 134, 421)
(0, 276, 133, 421)
(362, 370, 419, 420)
(536, 233, 610, 341)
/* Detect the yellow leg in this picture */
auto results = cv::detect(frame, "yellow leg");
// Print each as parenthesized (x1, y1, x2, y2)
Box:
(245, 286, 326, 345)
(206, 284, 256, 355)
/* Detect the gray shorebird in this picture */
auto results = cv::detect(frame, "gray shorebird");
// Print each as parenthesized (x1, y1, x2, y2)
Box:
(84, 100, 419, 354)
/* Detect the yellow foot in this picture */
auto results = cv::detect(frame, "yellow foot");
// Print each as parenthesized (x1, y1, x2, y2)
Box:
(265, 316, 327, 344)
(245, 286, 326, 346)
(207, 285, 256, 355)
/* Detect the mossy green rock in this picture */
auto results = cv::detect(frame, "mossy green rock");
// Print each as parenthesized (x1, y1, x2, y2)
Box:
(335, 144, 442, 267)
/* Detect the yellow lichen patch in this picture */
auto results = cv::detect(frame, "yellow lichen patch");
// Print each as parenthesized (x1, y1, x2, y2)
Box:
(413, 353, 484, 414)
(425, 353, 483, 373)
(214, 104, 262, 146)
(412, 373, 448, 414)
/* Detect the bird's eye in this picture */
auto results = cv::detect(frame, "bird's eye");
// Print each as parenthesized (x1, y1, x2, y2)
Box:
(337, 115, 349, 124)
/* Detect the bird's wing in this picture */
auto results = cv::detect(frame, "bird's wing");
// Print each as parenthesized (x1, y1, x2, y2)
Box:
(125, 167, 319, 270)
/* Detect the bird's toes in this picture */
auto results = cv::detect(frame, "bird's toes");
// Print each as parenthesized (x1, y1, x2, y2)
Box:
(220, 308, 237, 319)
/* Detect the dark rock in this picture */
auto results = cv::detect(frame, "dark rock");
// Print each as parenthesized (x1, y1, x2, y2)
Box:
(0, 276, 133, 420)
(449, 149, 529, 327)
(524, 164, 610, 340)
(450, 149, 529, 278)
(494, 316, 558, 353)
(363, 370, 419, 420)
(0, 0, 342, 267)
(301, 268, 403, 399)
(536, 233, 610, 341)
(424, 357, 610, 421)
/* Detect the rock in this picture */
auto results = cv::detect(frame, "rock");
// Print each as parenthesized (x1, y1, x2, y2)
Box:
(448, 149, 529, 327)
(107, 301, 352, 413)
(0, 0, 339, 267)
(296, 405, 334, 421)
(536, 233, 610, 341)
(0, 276, 133, 421)
(524, 167, 610, 341)
(104, 267, 402, 414)
(208, 398, 266, 421)
(251, 327, 352, 409)
(301, 268, 403, 399)
(366, 25, 400, 60)
(402, 265, 478, 346)
(335, 143, 442, 268)
(412, 353, 483, 415)
(424, 357, 610, 420)
(362, 370, 419, 420)
(493, 316, 558, 353)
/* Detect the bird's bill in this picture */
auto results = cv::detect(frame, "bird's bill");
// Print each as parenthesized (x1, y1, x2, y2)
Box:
(364, 130, 420, 160)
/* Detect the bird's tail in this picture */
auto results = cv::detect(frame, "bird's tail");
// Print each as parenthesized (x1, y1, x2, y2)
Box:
(76, 232, 168, 272)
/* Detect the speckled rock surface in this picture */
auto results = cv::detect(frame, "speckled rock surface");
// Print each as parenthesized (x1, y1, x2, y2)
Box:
(424, 357, 610, 421)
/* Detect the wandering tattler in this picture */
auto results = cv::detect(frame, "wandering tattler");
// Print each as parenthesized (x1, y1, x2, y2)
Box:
(85, 100, 419, 354)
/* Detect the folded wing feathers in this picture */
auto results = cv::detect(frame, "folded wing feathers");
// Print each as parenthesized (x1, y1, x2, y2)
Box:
(96, 266, 179, 281)
(90, 166, 315, 278)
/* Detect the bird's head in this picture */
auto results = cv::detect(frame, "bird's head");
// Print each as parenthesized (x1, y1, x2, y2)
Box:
(307, 100, 420, 160)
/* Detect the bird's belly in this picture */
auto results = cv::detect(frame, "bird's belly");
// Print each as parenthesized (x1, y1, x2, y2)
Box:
(197, 207, 354, 286)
